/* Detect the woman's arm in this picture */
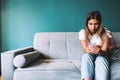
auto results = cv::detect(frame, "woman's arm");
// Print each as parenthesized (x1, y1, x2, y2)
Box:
(80, 40, 91, 53)
(100, 36, 109, 54)
(80, 40, 100, 54)
(90, 36, 109, 55)
(80, 36, 109, 54)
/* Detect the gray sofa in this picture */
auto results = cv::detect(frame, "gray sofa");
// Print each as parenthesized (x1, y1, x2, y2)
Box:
(1, 32, 120, 80)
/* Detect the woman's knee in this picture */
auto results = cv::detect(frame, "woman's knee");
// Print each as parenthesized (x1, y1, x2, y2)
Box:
(95, 56, 109, 66)
(95, 56, 110, 80)
(82, 54, 94, 61)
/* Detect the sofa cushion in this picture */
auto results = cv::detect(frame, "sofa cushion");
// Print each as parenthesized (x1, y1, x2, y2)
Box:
(110, 48, 120, 61)
(66, 33, 84, 59)
(33, 32, 84, 59)
(110, 60, 120, 80)
(14, 59, 81, 80)
(13, 51, 40, 68)
(112, 32, 120, 48)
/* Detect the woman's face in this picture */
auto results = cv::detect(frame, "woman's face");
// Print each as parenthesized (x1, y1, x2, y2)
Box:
(87, 19, 100, 34)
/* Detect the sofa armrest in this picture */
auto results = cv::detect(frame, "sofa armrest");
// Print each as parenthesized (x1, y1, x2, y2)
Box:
(13, 51, 40, 68)
(1, 46, 34, 80)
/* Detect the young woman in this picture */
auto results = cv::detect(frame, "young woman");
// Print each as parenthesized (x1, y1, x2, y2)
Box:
(79, 11, 112, 80)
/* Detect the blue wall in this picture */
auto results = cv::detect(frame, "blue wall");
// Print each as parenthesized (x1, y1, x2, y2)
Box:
(0, 0, 1, 49)
(1, 0, 120, 51)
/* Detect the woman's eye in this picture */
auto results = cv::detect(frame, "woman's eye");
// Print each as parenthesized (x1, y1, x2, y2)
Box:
(88, 23, 93, 25)
(88, 23, 99, 26)
(95, 23, 99, 26)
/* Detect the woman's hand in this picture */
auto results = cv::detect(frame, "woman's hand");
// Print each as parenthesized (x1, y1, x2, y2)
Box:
(80, 40, 101, 54)
(88, 45, 100, 54)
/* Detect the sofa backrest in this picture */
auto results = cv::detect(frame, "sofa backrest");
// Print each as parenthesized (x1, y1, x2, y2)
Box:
(33, 32, 120, 59)
(111, 32, 120, 48)
(33, 32, 84, 59)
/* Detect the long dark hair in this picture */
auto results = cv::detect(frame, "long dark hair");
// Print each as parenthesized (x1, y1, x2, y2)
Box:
(86, 11, 102, 26)
(84, 11, 106, 44)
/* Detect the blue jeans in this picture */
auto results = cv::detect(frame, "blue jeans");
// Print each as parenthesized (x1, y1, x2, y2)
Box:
(81, 54, 110, 80)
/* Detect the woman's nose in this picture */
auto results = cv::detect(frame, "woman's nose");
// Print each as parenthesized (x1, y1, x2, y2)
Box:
(91, 25, 95, 29)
